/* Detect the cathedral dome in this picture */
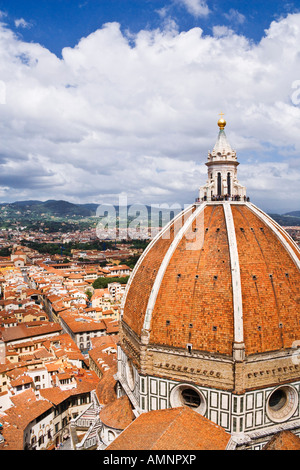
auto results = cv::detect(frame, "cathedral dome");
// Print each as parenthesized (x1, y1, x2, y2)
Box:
(116, 118, 300, 447)
(119, 118, 300, 397)
(123, 201, 300, 356)
(122, 201, 300, 358)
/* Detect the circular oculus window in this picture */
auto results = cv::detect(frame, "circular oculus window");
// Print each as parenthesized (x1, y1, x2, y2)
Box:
(170, 384, 207, 415)
(266, 385, 298, 423)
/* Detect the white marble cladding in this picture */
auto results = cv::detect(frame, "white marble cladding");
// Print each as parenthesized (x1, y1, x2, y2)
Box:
(117, 346, 300, 449)
(138, 376, 233, 431)
(117, 345, 140, 409)
(141, 376, 300, 442)
(118, 346, 300, 437)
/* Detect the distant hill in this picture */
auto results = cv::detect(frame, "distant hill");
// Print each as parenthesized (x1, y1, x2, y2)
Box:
(269, 213, 300, 226)
(1, 199, 300, 226)
(284, 211, 300, 218)
(0, 200, 97, 218)
(40, 200, 94, 217)
(0, 200, 178, 219)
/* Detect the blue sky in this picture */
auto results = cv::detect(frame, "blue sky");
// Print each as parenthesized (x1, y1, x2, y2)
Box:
(0, 1, 300, 213)
(1, 0, 298, 56)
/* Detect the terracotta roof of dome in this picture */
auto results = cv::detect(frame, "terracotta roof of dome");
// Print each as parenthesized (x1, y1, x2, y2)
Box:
(122, 201, 300, 357)
(123, 206, 195, 339)
(99, 395, 135, 430)
(106, 406, 231, 450)
(263, 431, 300, 450)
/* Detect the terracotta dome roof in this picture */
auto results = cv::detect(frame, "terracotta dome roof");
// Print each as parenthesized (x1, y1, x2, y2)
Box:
(106, 406, 231, 451)
(122, 201, 300, 357)
(99, 395, 135, 430)
(263, 430, 300, 450)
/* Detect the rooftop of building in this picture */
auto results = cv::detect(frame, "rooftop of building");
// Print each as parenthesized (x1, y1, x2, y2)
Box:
(263, 430, 300, 450)
(0, 322, 62, 343)
(99, 395, 135, 430)
(106, 406, 231, 451)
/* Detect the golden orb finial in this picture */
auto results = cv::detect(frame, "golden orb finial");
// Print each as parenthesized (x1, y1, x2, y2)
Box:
(218, 112, 226, 130)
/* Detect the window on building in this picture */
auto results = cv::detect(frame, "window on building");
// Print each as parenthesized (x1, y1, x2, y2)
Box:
(266, 385, 298, 423)
(217, 172, 222, 196)
(269, 389, 287, 411)
(227, 172, 231, 195)
(181, 389, 201, 408)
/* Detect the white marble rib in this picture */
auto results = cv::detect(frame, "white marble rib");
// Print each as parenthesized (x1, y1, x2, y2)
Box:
(223, 202, 244, 344)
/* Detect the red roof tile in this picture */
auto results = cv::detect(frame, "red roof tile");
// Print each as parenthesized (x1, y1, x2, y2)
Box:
(99, 395, 135, 430)
(263, 431, 300, 450)
(106, 406, 231, 450)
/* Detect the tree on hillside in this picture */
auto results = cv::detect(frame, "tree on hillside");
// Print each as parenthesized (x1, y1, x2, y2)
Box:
(92, 276, 129, 289)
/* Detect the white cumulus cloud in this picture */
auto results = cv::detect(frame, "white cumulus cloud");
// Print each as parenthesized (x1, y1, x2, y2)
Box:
(0, 14, 299, 213)
(14, 18, 32, 29)
(176, 0, 210, 18)
(224, 8, 246, 25)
